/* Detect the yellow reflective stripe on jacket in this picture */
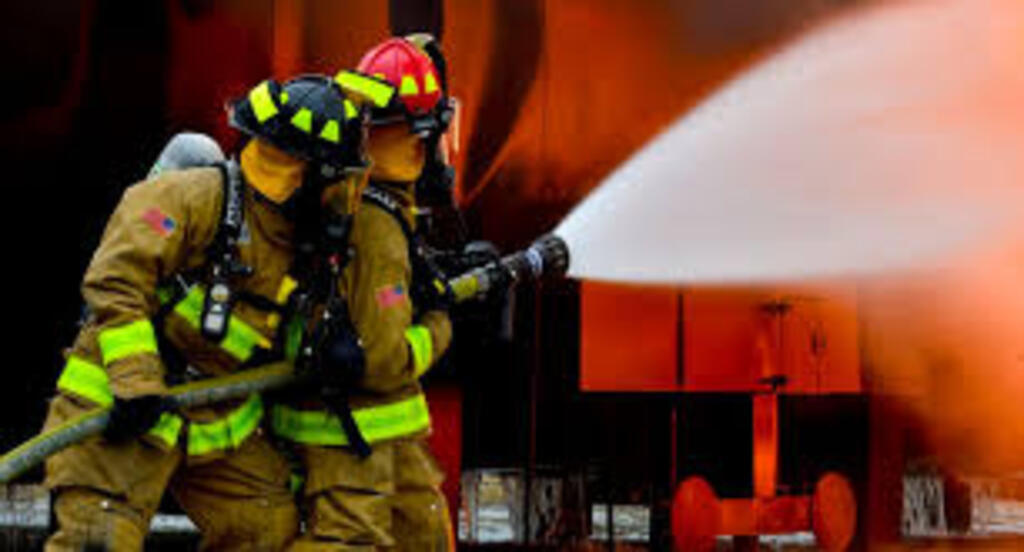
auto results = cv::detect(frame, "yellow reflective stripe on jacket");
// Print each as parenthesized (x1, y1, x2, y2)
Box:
(186, 394, 263, 456)
(405, 325, 433, 377)
(271, 393, 431, 446)
(221, 316, 272, 360)
(56, 356, 183, 447)
(57, 356, 114, 406)
(267, 275, 298, 330)
(97, 320, 158, 365)
(149, 412, 184, 448)
(56, 356, 263, 453)
(173, 286, 271, 361)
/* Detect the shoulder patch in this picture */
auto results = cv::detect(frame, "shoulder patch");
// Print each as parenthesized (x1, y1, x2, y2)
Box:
(375, 283, 408, 309)
(141, 207, 177, 238)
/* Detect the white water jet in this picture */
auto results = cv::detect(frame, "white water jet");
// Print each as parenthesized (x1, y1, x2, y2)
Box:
(556, 0, 1024, 284)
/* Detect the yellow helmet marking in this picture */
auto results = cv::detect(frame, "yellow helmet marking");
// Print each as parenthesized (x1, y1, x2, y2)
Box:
(334, 70, 395, 108)
(424, 72, 440, 94)
(249, 81, 279, 123)
(290, 108, 313, 133)
(399, 74, 420, 96)
(319, 119, 341, 143)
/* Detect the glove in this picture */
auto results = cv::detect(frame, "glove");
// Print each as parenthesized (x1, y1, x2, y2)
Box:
(315, 325, 372, 458)
(411, 255, 454, 315)
(103, 394, 170, 443)
(317, 326, 366, 396)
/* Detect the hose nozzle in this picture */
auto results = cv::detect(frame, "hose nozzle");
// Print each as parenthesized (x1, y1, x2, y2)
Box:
(448, 234, 570, 303)
(507, 234, 570, 281)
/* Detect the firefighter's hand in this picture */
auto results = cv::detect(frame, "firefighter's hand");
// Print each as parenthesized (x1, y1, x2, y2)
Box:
(103, 395, 171, 443)
(415, 275, 455, 314)
(318, 328, 366, 395)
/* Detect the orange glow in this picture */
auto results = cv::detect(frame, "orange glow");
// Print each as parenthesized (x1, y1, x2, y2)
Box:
(752, 394, 778, 498)
(860, 238, 1024, 476)
(579, 281, 679, 391)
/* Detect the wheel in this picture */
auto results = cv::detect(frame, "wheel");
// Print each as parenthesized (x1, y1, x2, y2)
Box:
(812, 471, 857, 551)
(671, 476, 720, 552)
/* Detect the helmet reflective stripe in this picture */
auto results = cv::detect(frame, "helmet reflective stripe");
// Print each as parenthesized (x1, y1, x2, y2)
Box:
(399, 74, 420, 96)
(334, 70, 395, 108)
(249, 81, 279, 123)
(230, 74, 369, 171)
(290, 108, 313, 133)
(319, 120, 341, 143)
(423, 72, 440, 94)
(356, 37, 444, 116)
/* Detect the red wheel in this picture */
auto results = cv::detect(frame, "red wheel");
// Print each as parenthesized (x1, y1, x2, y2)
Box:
(671, 476, 720, 552)
(812, 471, 857, 551)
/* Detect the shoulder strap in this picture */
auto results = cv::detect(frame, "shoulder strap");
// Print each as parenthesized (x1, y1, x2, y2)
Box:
(212, 160, 245, 254)
(361, 183, 415, 243)
(199, 160, 251, 342)
(362, 184, 453, 315)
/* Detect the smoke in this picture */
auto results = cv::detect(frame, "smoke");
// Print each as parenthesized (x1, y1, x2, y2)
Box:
(861, 239, 1024, 476)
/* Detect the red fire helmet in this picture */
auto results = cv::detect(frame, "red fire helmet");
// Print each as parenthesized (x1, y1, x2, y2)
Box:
(357, 37, 443, 118)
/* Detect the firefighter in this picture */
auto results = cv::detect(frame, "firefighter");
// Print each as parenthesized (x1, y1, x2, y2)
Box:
(272, 36, 457, 551)
(41, 73, 379, 551)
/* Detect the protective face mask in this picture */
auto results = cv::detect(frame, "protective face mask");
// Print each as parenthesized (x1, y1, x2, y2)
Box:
(366, 123, 426, 183)
(321, 168, 371, 220)
(240, 139, 305, 204)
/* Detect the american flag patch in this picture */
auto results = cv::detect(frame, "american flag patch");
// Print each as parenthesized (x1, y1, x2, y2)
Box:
(141, 207, 177, 238)
(376, 284, 407, 309)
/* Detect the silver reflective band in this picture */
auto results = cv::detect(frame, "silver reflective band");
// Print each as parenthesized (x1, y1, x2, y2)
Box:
(524, 247, 545, 278)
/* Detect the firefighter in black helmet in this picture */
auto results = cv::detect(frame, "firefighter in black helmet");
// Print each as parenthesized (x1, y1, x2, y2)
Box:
(40, 73, 385, 551)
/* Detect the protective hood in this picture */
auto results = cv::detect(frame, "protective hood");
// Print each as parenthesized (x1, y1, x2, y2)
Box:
(240, 138, 306, 204)
(367, 123, 425, 184)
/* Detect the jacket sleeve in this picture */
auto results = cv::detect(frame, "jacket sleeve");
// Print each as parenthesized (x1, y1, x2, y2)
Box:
(347, 207, 452, 394)
(81, 173, 217, 398)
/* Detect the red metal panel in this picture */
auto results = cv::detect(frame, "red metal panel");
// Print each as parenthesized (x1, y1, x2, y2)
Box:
(580, 282, 860, 393)
(682, 289, 772, 392)
(682, 286, 860, 394)
(579, 281, 679, 391)
(779, 286, 860, 394)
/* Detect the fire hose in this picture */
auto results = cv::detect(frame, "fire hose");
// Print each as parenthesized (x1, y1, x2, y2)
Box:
(0, 235, 568, 484)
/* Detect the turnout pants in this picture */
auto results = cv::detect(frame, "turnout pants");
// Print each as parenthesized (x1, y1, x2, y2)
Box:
(43, 394, 298, 551)
(289, 439, 453, 551)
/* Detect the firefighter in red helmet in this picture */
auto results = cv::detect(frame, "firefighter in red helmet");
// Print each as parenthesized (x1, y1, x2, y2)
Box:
(273, 35, 457, 551)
